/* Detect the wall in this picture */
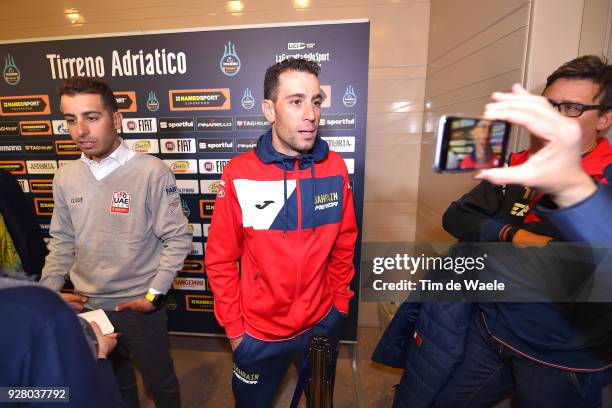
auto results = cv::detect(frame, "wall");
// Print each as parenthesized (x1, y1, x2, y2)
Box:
(415, 0, 532, 244)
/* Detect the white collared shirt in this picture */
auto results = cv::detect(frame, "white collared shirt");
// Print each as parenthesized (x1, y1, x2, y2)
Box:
(80, 138, 135, 181)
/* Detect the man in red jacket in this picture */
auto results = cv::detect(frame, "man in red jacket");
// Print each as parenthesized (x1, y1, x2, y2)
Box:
(205, 58, 358, 406)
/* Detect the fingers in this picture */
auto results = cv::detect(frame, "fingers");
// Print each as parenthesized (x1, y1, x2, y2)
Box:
(89, 321, 102, 335)
(475, 164, 533, 186)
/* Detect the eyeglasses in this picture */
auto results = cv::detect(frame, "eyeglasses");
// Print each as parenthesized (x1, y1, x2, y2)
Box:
(547, 99, 604, 117)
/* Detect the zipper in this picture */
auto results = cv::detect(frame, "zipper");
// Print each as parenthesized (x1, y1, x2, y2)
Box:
(294, 158, 302, 300)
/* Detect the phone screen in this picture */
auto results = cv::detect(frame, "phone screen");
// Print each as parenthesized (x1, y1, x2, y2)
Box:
(434, 116, 510, 172)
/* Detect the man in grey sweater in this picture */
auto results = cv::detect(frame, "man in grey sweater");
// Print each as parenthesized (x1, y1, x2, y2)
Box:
(40, 77, 192, 408)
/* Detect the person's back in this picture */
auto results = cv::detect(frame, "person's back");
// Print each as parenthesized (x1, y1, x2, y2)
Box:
(0, 285, 125, 407)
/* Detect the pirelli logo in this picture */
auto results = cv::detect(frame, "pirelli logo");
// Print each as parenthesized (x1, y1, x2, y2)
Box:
(200, 200, 215, 219)
(29, 179, 53, 193)
(20, 120, 52, 136)
(182, 259, 204, 273)
(169, 89, 230, 111)
(55, 140, 81, 155)
(185, 295, 214, 312)
(0, 160, 26, 174)
(0, 95, 51, 116)
(34, 197, 55, 216)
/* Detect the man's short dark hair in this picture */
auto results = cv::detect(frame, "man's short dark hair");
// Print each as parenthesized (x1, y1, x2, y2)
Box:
(264, 58, 320, 101)
(59, 77, 118, 113)
(544, 55, 612, 113)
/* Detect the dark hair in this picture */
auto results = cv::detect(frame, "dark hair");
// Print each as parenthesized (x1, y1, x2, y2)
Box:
(544, 55, 612, 113)
(58, 77, 118, 113)
(264, 58, 320, 101)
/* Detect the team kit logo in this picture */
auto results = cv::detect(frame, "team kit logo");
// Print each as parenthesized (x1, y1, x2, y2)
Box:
(3, 54, 21, 86)
(110, 191, 131, 214)
(220, 41, 241, 76)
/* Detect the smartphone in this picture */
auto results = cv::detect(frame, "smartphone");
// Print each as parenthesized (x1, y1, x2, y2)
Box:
(433, 115, 511, 173)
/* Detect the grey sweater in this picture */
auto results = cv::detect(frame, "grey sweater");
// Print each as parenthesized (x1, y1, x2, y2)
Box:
(40, 153, 192, 310)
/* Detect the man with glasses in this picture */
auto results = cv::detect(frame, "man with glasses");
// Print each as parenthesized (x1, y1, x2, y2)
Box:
(436, 55, 612, 406)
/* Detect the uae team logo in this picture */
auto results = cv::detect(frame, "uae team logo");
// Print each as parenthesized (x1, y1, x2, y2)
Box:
(3, 54, 20, 86)
(110, 191, 131, 214)
(342, 85, 357, 108)
(220, 41, 241, 76)
(241, 88, 255, 110)
(147, 91, 160, 112)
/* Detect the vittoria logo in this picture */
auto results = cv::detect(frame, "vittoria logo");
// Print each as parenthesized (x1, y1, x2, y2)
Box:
(321, 136, 355, 153)
(26, 160, 57, 174)
(219, 41, 241, 76)
(110, 191, 131, 214)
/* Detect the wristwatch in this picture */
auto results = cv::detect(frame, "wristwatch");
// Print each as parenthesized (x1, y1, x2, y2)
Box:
(145, 291, 165, 308)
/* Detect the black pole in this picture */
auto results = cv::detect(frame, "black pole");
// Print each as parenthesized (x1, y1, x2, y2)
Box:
(307, 334, 333, 408)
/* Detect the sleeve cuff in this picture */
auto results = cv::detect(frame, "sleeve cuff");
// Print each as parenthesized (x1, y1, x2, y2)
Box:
(481, 219, 506, 242)
(224, 316, 246, 338)
(333, 292, 353, 314)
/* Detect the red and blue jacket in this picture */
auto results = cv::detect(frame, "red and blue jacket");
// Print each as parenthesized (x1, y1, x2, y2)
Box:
(205, 131, 358, 341)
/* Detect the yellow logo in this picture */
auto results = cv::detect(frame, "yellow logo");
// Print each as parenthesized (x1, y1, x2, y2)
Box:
(511, 203, 529, 216)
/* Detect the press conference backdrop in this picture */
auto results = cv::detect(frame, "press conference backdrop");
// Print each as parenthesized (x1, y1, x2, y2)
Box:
(0, 20, 369, 341)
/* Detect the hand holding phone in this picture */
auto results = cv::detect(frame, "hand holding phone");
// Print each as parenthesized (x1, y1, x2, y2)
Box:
(433, 115, 511, 172)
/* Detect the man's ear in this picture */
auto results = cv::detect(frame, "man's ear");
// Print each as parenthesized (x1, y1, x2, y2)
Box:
(113, 111, 123, 132)
(262, 99, 275, 124)
(596, 109, 612, 132)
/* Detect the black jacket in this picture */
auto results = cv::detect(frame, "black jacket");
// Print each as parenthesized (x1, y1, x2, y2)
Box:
(0, 169, 47, 278)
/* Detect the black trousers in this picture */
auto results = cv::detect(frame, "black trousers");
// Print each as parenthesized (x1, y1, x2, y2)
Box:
(107, 307, 180, 408)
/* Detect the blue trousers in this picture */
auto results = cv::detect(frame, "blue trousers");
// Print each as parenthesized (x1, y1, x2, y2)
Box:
(435, 314, 611, 407)
(232, 307, 343, 408)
